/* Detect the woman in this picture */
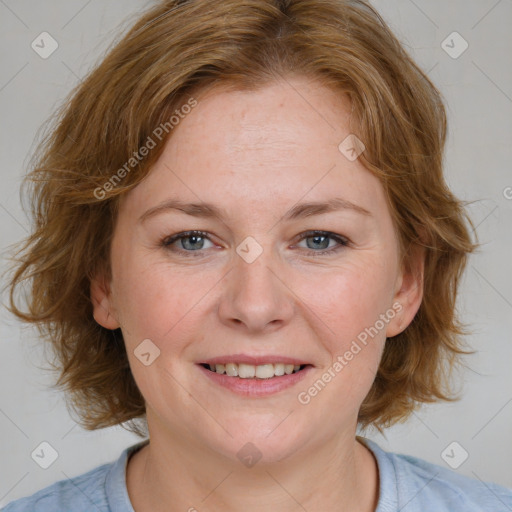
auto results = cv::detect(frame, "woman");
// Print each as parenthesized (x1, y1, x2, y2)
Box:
(4, 0, 512, 510)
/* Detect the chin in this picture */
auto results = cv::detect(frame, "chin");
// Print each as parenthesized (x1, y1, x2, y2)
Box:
(208, 415, 310, 464)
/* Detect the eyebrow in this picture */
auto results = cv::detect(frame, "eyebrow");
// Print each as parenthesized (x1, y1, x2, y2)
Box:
(138, 197, 372, 224)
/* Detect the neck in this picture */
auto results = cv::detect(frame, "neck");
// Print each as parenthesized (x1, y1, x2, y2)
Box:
(126, 417, 379, 512)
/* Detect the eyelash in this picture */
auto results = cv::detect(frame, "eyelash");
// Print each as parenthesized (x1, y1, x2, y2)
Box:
(160, 230, 349, 258)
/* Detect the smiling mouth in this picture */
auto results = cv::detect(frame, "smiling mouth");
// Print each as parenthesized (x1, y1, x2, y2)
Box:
(201, 363, 312, 379)
(200, 362, 310, 379)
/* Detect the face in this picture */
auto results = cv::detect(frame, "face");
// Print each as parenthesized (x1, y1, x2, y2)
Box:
(92, 76, 423, 464)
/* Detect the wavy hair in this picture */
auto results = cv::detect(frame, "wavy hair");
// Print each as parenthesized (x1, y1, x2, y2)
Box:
(6, 0, 478, 436)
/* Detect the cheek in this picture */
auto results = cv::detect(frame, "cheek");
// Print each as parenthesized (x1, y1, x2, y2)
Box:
(296, 256, 395, 342)
(112, 256, 190, 348)
(112, 263, 198, 406)
(293, 254, 395, 405)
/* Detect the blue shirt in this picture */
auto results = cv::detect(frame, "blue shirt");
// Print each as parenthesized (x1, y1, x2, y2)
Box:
(2, 438, 512, 511)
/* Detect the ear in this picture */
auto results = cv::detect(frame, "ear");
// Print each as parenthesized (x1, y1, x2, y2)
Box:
(90, 271, 120, 330)
(386, 243, 425, 338)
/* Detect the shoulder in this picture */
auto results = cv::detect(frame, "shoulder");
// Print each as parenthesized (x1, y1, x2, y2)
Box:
(390, 450, 512, 511)
(2, 439, 147, 512)
(1, 462, 112, 512)
(362, 438, 512, 511)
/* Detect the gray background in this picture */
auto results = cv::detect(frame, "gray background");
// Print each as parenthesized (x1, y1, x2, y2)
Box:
(1, 0, 511, 506)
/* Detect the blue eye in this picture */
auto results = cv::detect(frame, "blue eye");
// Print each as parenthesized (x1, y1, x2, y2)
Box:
(295, 230, 349, 256)
(161, 231, 214, 257)
(161, 230, 349, 258)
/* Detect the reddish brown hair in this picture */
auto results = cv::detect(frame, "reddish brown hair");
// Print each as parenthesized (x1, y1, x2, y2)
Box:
(7, 0, 477, 436)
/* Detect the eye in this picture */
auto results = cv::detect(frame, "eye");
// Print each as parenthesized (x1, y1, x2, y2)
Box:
(294, 230, 349, 256)
(161, 230, 215, 257)
(160, 229, 349, 258)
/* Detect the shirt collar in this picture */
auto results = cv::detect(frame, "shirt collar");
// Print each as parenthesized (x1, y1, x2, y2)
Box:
(105, 437, 396, 512)
(105, 439, 149, 512)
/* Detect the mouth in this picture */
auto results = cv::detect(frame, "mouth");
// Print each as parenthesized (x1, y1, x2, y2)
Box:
(199, 362, 311, 379)
(197, 361, 313, 397)
(196, 355, 314, 396)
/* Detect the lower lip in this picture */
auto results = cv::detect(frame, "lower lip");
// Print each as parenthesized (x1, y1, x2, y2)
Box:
(197, 364, 313, 397)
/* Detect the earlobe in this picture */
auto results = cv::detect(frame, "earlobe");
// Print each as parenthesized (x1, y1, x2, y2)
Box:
(386, 244, 425, 338)
(90, 275, 120, 330)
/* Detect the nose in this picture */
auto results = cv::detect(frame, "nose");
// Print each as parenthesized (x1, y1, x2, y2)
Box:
(217, 242, 295, 334)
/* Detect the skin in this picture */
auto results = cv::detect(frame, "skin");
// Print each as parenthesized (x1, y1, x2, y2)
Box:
(91, 75, 424, 512)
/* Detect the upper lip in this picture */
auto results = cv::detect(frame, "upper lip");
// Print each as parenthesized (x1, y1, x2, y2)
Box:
(199, 354, 313, 366)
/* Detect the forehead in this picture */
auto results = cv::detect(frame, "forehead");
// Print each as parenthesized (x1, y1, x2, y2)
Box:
(182, 77, 354, 153)
(120, 76, 386, 221)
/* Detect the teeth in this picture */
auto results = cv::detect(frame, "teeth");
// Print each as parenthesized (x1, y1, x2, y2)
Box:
(255, 364, 274, 379)
(238, 363, 255, 378)
(274, 363, 285, 376)
(225, 363, 238, 377)
(208, 362, 305, 379)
